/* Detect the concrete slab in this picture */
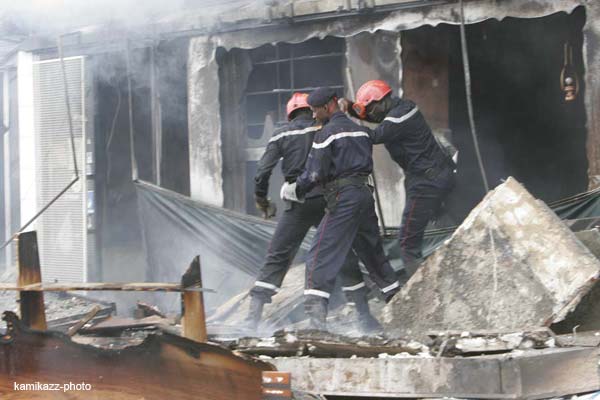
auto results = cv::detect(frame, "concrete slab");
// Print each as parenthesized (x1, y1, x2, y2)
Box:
(382, 178, 600, 338)
(271, 347, 600, 399)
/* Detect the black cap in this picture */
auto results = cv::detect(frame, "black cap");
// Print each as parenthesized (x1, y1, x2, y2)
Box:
(307, 87, 337, 107)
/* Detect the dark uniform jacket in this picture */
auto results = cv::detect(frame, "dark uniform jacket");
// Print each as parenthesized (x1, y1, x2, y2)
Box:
(296, 111, 373, 197)
(254, 115, 321, 198)
(369, 97, 453, 176)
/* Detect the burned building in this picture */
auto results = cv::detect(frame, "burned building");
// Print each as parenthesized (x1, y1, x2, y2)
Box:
(0, 0, 598, 311)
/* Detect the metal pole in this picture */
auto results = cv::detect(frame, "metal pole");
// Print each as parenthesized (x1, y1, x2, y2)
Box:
(344, 66, 387, 233)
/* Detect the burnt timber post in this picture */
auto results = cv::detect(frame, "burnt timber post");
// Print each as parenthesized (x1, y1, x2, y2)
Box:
(17, 231, 47, 330)
(181, 256, 207, 342)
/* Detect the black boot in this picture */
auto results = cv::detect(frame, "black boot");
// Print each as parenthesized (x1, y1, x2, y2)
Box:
(397, 258, 420, 287)
(305, 296, 328, 332)
(384, 287, 400, 304)
(403, 258, 420, 277)
(354, 296, 383, 335)
(242, 295, 265, 332)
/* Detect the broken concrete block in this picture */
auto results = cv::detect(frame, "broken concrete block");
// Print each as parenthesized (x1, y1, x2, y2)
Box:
(550, 229, 600, 333)
(382, 177, 600, 337)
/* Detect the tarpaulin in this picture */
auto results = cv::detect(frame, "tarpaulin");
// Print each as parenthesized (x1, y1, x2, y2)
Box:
(136, 180, 314, 312)
(135, 179, 600, 313)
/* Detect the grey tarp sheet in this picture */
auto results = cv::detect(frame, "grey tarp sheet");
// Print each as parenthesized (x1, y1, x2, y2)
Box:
(135, 180, 600, 313)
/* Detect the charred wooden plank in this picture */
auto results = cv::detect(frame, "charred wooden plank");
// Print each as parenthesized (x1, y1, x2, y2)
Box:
(0, 311, 273, 399)
(181, 256, 207, 342)
(79, 315, 172, 335)
(67, 306, 101, 337)
(134, 301, 166, 319)
(235, 330, 426, 358)
(16, 231, 47, 330)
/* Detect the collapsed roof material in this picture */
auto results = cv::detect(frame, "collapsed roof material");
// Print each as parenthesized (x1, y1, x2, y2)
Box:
(382, 177, 600, 337)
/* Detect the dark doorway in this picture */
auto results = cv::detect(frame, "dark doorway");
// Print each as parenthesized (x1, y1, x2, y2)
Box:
(447, 7, 587, 221)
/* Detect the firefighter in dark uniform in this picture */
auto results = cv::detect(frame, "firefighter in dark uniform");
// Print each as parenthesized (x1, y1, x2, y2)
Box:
(281, 87, 400, 331)
(246, 93, 381, 333)
(342, 80, 456, 279)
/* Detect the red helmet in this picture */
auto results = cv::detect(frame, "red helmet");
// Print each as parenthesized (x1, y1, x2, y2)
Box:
(353, 80, 392, 119)
(286, 92, 310, 120)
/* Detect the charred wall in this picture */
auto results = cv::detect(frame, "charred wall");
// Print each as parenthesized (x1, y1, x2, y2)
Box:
(188, 0, 593, 225)
(92, 50, 149, 284)
(92, 39, 190, 311)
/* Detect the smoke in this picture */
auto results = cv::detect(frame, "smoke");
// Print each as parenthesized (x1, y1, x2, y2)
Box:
(0, 0, 208, 35)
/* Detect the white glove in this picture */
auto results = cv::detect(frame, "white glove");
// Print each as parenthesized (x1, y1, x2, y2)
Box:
(280, 182, 304, 203)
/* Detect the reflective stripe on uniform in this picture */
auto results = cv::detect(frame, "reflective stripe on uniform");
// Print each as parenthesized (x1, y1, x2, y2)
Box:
(304, 289, 331, 299)
(269, 126, 321, 143)
(384, 106, 419, 125)
(341, 281, 366, 292)
(381, 280, 400, 293)
(312, 131, 370, 149)
(254, 281, 279, 292)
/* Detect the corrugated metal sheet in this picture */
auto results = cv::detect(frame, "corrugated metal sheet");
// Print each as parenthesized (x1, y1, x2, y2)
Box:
(33, 57, 86, 282)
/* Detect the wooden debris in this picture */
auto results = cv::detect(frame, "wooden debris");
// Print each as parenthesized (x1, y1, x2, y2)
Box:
(235, 330, 427, 358)
(0, 311, 273, 399)
(0, 282, 212, 292)
(135, 301, 167, 319)
(79, 315, 172, 335)
(17, 231, 47, 330)
(47, 301, 114, 333)
(67, 305, 101, 336)
(181, 256, 207, 342)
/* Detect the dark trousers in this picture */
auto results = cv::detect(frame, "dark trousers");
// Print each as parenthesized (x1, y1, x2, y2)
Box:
(250, 196, 364, 302)
(399, 166, 455, 265)
(305, 184, 399, 300)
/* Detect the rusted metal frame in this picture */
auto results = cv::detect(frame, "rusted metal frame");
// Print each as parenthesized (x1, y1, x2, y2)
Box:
(262, 371, 292, 400)
(16, 231, 47, 330)
(181, 256, 207, 342)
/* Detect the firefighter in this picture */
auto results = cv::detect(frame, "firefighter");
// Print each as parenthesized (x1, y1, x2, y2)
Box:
(341, 80, 456, 279)
(246, 92, 381, 333)
(281, 87, 400, 331)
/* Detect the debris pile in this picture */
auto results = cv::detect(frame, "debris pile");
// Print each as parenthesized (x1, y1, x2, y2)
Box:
(382, 177, 600, 337)
(0, 267, 115, 333)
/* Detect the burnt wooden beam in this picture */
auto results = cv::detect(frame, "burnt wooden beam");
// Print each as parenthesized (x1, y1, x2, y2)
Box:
(67, 305, 101, 337)
(17, 231, 47, 330)
(0, 312, 273, 399)
(0, 282, 213, 292)
(181, 256, 207, 342)
(236, 330, 424, 358)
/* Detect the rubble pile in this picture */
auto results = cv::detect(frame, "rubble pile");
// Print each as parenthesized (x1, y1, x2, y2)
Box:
(382, 177, 600, 337)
